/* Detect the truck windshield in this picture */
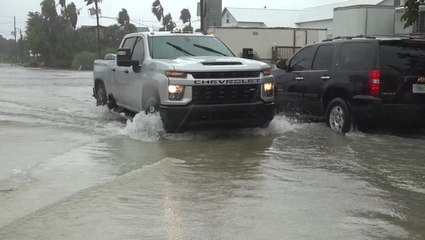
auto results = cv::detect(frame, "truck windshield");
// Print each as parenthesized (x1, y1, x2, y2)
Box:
(380, 40, 425, 76)
(149, 35, 235, 59)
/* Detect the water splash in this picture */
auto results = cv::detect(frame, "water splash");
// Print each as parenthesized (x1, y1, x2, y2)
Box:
(121, 113, 165, 142)
(120, 113, 302, 142)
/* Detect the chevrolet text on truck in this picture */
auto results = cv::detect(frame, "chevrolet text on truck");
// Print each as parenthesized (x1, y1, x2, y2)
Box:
(93, 32, 275, 133)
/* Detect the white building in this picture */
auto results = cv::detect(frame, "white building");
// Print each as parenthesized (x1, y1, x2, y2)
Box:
(209, 27, 327, 62)
(222, 0, 400, 37)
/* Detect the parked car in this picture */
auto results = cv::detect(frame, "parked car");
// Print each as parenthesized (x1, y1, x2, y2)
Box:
(273, 36, 425, 133)
(93, 32, 275, 133)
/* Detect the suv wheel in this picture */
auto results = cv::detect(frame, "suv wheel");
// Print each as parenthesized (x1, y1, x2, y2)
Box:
(326, 98, 352, 134)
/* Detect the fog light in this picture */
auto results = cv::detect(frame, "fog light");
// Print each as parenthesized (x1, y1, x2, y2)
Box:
(168, 84, 184, 100)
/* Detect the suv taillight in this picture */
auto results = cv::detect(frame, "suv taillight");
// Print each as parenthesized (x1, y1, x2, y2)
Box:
(368, 70, 380, 97)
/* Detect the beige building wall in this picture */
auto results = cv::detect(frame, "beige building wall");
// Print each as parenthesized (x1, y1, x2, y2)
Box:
(208, 27, 327, 61)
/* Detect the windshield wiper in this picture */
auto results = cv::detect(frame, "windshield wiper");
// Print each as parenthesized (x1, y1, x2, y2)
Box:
(193, 44, 228, 56)
(166, 42, 194, 56)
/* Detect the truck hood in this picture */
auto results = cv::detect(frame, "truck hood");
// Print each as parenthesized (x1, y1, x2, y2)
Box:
(157, 56, 269, 72)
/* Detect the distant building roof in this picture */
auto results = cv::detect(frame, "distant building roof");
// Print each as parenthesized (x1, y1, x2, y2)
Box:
(223, 7, 306, 28)
(223, 0, 388, 27)
(297, 0, 385, 23)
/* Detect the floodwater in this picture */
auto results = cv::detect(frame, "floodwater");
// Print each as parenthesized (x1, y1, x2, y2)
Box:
(0, 64, 424, 240)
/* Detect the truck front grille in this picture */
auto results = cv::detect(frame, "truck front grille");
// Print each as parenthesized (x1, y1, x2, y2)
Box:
(192, 84, 261, 104)
(191, 71, 260, 79)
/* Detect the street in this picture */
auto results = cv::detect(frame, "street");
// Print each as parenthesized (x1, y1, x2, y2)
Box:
(0, 64, 424, 239)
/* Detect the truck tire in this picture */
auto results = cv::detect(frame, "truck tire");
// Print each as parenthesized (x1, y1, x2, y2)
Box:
(95, 83, 107, 106)
(325, 98, 352, 134)
(143, 94, 182, 133)
(143, 95, 159, 114)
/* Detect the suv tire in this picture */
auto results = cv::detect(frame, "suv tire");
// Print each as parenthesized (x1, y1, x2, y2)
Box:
(325, 98, 352, 134)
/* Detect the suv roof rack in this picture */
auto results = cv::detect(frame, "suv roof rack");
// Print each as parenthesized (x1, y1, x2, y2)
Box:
(323, 35, 376, 42)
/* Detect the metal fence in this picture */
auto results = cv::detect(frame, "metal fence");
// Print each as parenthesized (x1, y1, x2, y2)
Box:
(272, 46, 301, 63)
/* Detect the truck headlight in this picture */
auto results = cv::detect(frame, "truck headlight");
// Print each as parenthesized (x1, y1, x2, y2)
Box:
(168, 84, 185, 100)
(263, 82, 274, 98)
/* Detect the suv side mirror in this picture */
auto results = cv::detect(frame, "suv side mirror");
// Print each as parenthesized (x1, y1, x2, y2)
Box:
(276, 59, 288, 71)
(117, 48, 139, 68)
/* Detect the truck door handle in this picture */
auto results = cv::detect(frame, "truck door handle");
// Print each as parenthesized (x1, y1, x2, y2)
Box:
(295, 77, 304, 81)
(112, 68, 116, 72)
(321, 76, 330, 80)
(124, 70, 129, 74)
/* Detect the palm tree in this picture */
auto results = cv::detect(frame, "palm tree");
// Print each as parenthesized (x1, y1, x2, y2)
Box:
(152, 0, 164, 29)
(59, 0, 66, 15)
(84, 0, 101, 58)
(180, 8, 192, 32)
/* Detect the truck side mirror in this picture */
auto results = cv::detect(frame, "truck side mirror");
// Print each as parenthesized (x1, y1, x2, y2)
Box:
(117, 48, 140, 70)
(276, 59, 288, 71)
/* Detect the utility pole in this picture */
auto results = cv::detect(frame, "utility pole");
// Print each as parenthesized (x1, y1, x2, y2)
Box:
(13, 16, 17, 62)
(19, 29, 23, 63)
(94, 0, 101, 59)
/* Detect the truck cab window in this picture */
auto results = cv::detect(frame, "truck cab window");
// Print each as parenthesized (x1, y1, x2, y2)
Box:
(132, 38, 145, 64)
(122, 37, 137, 54)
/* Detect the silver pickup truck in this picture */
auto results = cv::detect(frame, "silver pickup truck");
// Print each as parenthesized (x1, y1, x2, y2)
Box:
(93, 32, 275, 132)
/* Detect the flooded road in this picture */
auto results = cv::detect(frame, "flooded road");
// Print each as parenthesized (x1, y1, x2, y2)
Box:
(0, 64, 424, 239)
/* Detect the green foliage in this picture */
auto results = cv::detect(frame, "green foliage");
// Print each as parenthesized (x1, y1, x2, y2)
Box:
(152, 0, 164, 22)
(180, 9, 191, 24)
(161, 13, 176, 31)
(118, 8, 130, 26)
(0, 35, 18, 62)
(182, 25, 193, 32)
(402, 0, 425, 28)
(26, 12, 50, 60)
(65, 2, 78, 30)
(72, 51, 97, 70)
(84, 0, 101, 5)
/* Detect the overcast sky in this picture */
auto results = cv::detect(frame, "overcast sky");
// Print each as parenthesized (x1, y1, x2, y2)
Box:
(0, 0, 344, 38)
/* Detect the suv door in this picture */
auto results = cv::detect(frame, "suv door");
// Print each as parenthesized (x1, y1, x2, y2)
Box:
(301, 44, 335, 116)
(275, 46, 315, 114)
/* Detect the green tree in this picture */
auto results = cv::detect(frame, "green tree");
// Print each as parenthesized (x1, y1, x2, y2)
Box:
(402, 0, 425, 28)
(180, 8, 191, 25)
(161, 13, 176, 31)
(180, 8, 192, 32)
(152, 0, 164, 29)
(26, 12, 50, 63)
(118, 8, 130, 26)
(26, 0, 77, 67)
(65, 2, 78, 30)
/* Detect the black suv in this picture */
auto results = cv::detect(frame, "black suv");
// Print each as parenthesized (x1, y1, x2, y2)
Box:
(273, 36, 425, 133)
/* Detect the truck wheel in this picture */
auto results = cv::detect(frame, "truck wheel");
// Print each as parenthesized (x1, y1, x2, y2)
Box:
(95, 84, 107, 106)
(143, 95, 159, 114)
(325, 98, 352, 134)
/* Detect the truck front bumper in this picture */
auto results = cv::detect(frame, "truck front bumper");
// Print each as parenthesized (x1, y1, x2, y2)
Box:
(159, 102, 275, 133)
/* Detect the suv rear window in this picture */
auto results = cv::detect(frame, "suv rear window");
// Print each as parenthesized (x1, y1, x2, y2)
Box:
(380, 40, 425, 76)
(339, 42, 375, 71)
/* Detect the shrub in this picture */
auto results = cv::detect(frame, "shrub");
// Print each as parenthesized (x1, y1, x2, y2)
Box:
(72, 51, 97, 70)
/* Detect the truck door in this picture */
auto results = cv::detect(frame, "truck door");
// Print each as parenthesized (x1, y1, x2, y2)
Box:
(113, 37, 137, 107)
(123, 37, 146, 110)
(301, 44, 335, 117)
